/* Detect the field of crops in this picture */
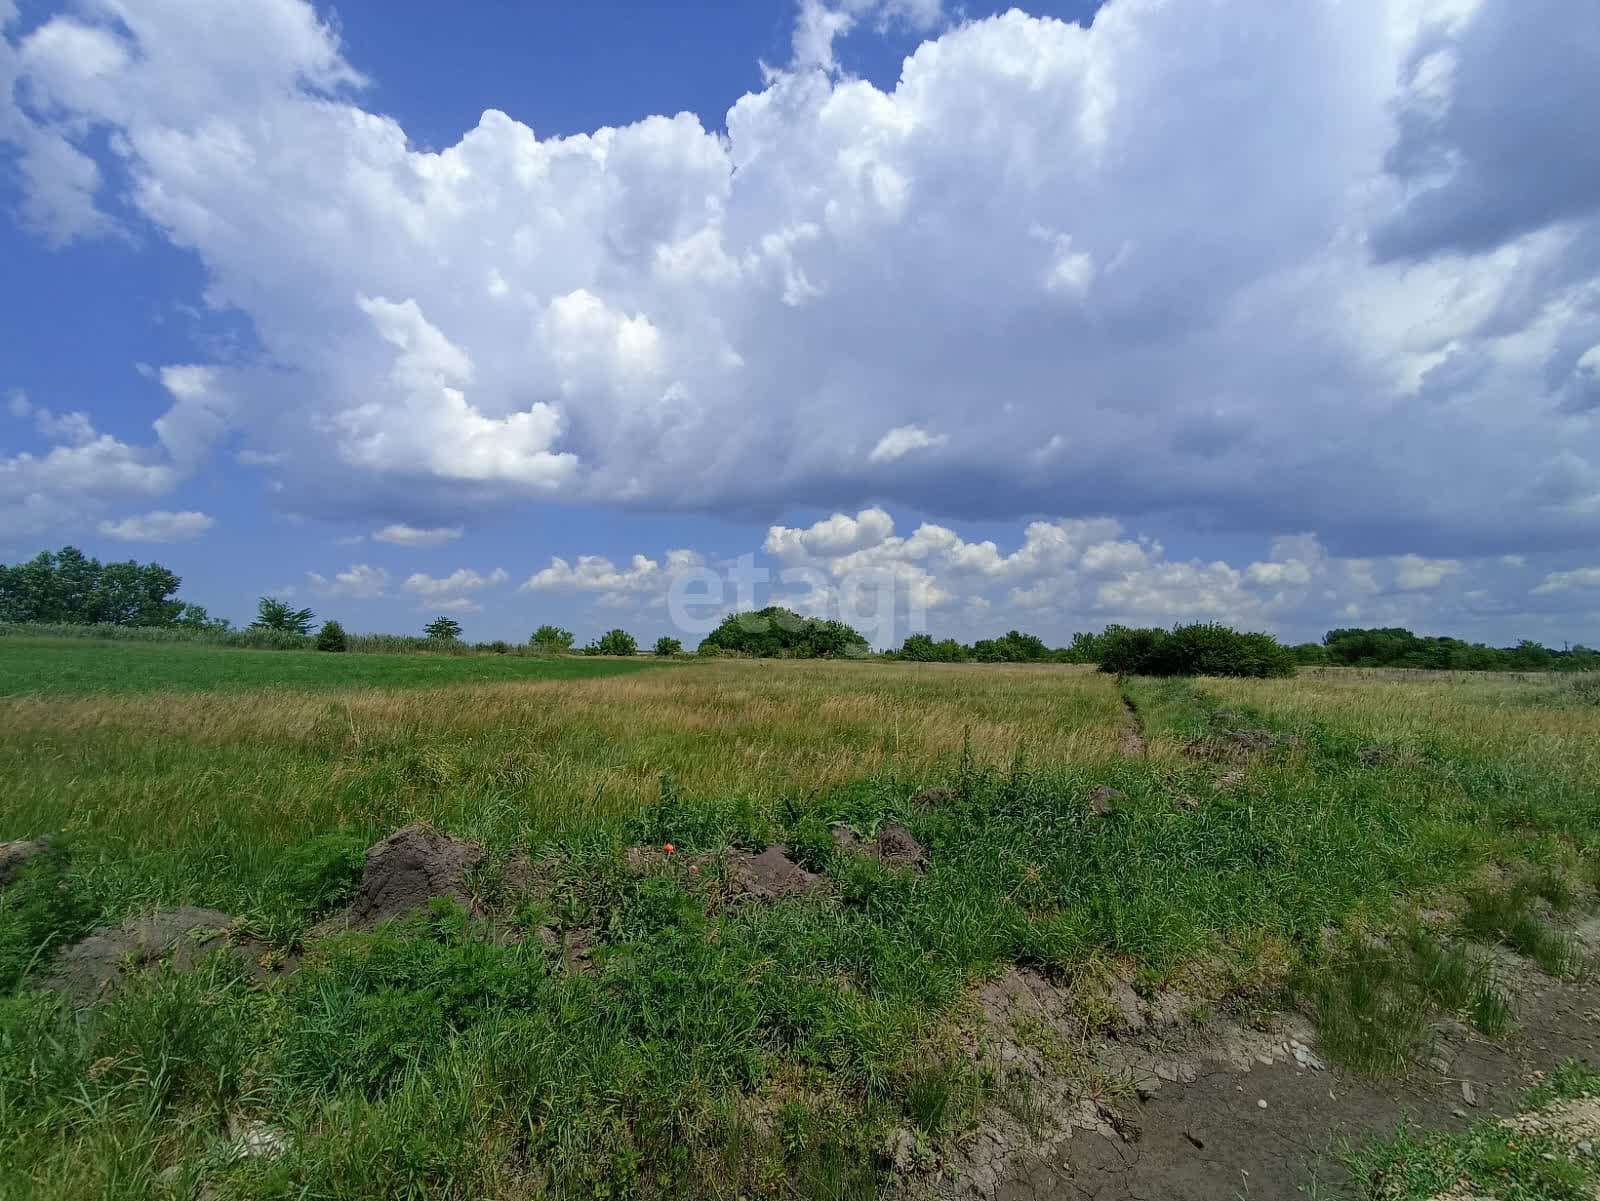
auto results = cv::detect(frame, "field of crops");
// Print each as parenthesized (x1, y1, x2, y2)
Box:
(2, 643, 1598, 1199)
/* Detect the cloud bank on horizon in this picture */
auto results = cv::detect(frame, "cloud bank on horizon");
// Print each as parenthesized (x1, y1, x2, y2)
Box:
(2, 0, 1598, 639)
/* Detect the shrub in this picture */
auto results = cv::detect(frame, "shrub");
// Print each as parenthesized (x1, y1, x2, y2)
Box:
(697, 607, 869, 659)
(316, 620, 349, 652)
(653, 636, 683, 656)
(1292, 642, 1328, 665)
(530, 625, 575, 652)
(1096, 622, 1295, 678)
(423, 616, 463, 642)
(585, 628, 638, 656)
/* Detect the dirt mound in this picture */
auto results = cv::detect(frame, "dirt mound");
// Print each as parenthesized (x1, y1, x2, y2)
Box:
(728, 845, 824, 902)
(0, 839, 46, 888)
(349, 824, 484, 927)
(48, 907, 236, 999)
(1187, 728, 1303, 762)
(832, 824, 929, 870)
(1087, 786, 1124, 816)
(910, 786, 955, 808)
(1358, 743, 1395, 764)
(877, 824, 928, 869)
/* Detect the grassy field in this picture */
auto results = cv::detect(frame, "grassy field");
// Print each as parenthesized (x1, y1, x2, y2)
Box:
(2, 650, 1598, 1199)
(0, 637, 665, 697)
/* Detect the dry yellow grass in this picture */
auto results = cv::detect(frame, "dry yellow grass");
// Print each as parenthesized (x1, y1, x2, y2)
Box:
(0, 659, 1124, 852)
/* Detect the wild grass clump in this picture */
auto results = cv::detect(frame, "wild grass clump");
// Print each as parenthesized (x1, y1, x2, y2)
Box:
(1461, 877, 1583, 977)
(0, 844, 103, 991)
(1309, 927, 1512, 1075)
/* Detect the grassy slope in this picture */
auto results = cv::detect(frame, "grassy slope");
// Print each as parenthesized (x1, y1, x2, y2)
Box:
(2, 657, 1598, 1198)
(0, 637, 663, 697)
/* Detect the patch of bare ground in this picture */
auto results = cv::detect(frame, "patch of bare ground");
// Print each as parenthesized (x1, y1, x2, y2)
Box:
(903, 933, 1600, 1200)
(1117, 695, 1146, 758)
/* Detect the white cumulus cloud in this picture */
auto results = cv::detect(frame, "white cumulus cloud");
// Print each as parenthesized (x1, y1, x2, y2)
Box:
(96, 510, 214, 543)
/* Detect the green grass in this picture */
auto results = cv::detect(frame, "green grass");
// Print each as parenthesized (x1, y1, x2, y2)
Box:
(1344, 1060, 1600, 1200)
(3, 656, 1600, 1197)
(0, 637, 664, 697)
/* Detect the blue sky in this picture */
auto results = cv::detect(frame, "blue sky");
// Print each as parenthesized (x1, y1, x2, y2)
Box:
(2, 0, 1598, 649)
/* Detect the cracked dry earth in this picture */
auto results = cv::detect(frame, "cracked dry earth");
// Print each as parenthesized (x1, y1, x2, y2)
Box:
(908, 969, 1600, 1200)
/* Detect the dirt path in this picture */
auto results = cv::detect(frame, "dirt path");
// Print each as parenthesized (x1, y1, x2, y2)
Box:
(1118, 691, 1147, 758)
(923, 972, 1600, 1200)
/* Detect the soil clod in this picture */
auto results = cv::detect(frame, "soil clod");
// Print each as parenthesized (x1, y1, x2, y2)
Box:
(349, 824, 484, 928)
(910, 786, 955, 808)
(48, 907, 237, 999)
(728, 845, 824, 902)
(1358, 743, 1395, 764)
(1088, 786, 1124, 817)
(831, 824, 929, 870)
(0, 839, 46, 888)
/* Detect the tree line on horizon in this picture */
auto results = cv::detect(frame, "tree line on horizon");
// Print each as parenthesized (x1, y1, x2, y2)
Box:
(2, 546, 1596, 673)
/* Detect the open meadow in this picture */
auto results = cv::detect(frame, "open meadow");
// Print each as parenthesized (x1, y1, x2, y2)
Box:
(3, 641, 1599, 1199)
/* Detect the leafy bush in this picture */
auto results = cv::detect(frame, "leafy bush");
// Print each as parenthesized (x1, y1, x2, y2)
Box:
(254, 595, 316, 635)
(653, 636, 683, 656)
(897, 633, 970, 662)
(1292, 642, 1328, 665)
(424, 616, 464, 642)
(1096, 622, 1296, 678)
(697, 607, 869, 659)
(316, 620, 349, 653)
(530, 625, 575, 652)
(584, 628, 638, 656)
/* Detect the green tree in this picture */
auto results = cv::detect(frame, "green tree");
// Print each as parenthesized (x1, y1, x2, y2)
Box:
(653, 635, 683, 656)
(530, 624, 575, 652)
(316, 620, 349, 652)
(424, 616, 463, 641)
(0, 547, 187, 626)
(696, 607, 870, 659)
(585, 628, 638, 656)
(252, 596, 316, 635)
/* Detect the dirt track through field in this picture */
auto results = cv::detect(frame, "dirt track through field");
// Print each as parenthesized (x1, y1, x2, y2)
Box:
(1118, 692, 1148, 758)
(926, 971, 1600, 1200)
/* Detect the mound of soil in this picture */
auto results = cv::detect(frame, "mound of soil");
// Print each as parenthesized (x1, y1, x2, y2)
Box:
(911, 787, 956, 808)
(48, 907, 236, 999)
(1087, 786, 1124, 817)
(728, 845, 824, 902)
(831, 824, 930, 870)
(1358, 742, 1394, 764)
(349, 824, 484, 928)
(0, 839, 45, 888)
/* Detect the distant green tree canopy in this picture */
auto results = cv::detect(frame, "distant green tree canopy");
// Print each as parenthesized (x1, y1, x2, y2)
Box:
(1094, 622, 1297, 678)
(1322, 627, 1597, 672)
(698, 607, 870, 659)
(530, 624, 575, 651)
(253, 596, 316, 636)
(0, 547, 191, 627)
(584, 628, 639, 656)
(424, 616, 464, 641)
(653, 635, 683, 656)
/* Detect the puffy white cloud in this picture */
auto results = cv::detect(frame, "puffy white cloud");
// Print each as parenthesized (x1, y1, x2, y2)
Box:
(764, 507, 895, 559)
(1, 405, 178, 539)
(523, 554, 665, 594)
(307, 564, 389, 598)
(1393, 554, 1463, 591)
(1, 0, 1597, 568)
(96, 509, 214, 542)
(1533, 567, 1600, 595)
(868, 424, 947, 464)
(402, 567, 509, 598)
(373, 523, 464, 548)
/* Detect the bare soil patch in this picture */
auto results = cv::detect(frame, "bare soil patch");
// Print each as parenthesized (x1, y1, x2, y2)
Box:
(728, 845, 826, 902)
(911, 965, 1600, 1199)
